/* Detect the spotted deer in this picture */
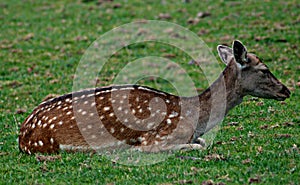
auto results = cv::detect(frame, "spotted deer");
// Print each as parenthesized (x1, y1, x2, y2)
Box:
(19, 40, 290, 154)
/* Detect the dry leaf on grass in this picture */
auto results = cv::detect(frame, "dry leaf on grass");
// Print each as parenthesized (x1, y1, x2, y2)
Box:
(16, 108, 27, 114)
(175, 179, 194, 184)
(201, 180, 214, 185)
(204, 154, 226, 161)
(163, 53, 176, 59)
(23, 33, 34, 41)
(275, 134, 291, 138)
(36, 155, 61, 162)
(158, 13, 171, 20)
(228, 122, 238, 126)
(242, 158, 251, 164)
(248, 176, 261, 184)
(197, 12, 211, 18)
(187, 18, 199, 25)
(112, 3, 121, 8)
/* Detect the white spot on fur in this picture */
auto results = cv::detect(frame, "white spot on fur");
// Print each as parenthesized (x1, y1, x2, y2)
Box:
(169, 111, 178, 118)
(110, 128, 115, 134)
(147, 122, 155, 129)
(166, 119, 172, 125)
(87, 94, 94, 97)
(137, 137, 145, 142)
(38, 140, 43, 146)
(121, 87, 134, 90)
(50, 124, 55, 129)
(50, 138, 54, 144)
(104, 107, 110, 111)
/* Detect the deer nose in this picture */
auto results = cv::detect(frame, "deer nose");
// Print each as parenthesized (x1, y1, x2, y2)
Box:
(280, 85, 290, 98)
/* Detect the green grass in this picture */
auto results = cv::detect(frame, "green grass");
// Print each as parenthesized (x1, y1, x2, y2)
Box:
(1, 0, 299, 184)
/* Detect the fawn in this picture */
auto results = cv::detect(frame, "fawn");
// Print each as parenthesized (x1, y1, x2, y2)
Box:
(19, 40, 290, 154)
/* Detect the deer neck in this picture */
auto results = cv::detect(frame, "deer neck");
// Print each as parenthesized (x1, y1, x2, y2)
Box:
(184, 61, 244, 137)
(218, 61, 244, 113)
(187, 62, 243, 112)
(205, 61, 243, 113)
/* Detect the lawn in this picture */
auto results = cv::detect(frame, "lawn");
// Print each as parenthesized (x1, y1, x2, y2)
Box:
(0, 0, 299, 184)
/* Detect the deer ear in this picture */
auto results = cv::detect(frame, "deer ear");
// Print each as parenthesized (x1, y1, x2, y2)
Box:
(217, 45, 233, 65)
(233, 40, 248, 66)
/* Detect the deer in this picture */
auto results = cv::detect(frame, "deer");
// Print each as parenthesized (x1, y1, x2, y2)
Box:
(18, 40, 290, 154)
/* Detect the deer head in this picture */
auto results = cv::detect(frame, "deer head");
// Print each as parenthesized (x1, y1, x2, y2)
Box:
(217, 40, 290, 101)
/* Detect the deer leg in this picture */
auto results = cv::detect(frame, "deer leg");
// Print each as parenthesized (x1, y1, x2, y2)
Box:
(193, 137, 206, 147)
(130, 142, 205, 153)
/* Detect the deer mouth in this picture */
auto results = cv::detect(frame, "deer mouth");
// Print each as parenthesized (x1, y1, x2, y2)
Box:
(275, 86, 291, 101)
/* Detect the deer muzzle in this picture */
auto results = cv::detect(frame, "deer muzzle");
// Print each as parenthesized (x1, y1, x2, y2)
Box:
(276, 85, 290, 101)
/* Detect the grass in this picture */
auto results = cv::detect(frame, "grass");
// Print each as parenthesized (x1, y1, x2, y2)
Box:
(0, 0, 299, 184)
